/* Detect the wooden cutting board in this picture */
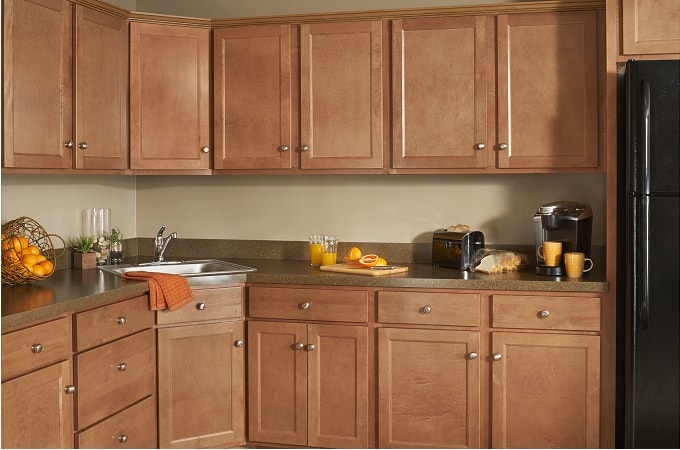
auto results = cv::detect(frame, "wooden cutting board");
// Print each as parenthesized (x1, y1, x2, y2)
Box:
(319, 264, 408, 276)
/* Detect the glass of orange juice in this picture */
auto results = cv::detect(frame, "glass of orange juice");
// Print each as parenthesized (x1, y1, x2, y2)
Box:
(321, 235, 338, 266)
(309, 234, 324, 266)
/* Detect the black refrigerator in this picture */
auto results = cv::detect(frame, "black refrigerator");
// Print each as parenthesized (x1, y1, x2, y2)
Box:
(620, 59, 680, 448)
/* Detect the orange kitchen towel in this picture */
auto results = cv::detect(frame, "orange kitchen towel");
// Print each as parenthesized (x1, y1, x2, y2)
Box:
(122, 271, 193, 311)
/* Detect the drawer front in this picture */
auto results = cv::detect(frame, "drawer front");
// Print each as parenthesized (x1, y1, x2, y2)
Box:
(156, 286, 242, 325)
(76, 329, 155, 429)
(2, 317, 71, 381)
(248, 286, 369, 322)
(75, 295, 154, 351)
(76, 396, 157, 449)
(378, 291, 480, 327)
(492, 295, 601, 331)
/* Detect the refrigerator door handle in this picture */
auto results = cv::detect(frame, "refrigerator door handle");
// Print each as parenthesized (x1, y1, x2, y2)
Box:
(641, 79, 651, 194)
(639, 196, 650, 329)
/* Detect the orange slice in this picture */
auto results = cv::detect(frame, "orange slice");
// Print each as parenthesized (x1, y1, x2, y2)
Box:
(358, 254, 379, 267)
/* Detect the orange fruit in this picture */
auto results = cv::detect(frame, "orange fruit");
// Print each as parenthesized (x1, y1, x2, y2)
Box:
(18, 237, 29, 249)
(375, 257, 388, 266)
(358, 254, 379, 267)
(11, 237, 22, 253)
(38, 260, 54, 275)
(21, 254, 39, 266)
(36, 254, 47, 263)
(32, 264, 45, 277)
(345, 246, 362, 261)
(24, 245, 40, 256)
(1, 239, 12, 251)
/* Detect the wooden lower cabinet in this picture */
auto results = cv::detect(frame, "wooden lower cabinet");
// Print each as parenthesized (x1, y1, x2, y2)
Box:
(378, 327, 480, 448)
(247, 320, 369, 448)
(491, 331, 600, 448)
(75, 396, 156, 448)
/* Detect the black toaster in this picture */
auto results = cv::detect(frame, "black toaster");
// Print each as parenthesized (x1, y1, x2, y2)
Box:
(432, 229, 485, 270)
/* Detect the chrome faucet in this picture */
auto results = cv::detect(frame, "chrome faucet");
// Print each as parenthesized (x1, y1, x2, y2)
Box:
(154, 226, 177, 262)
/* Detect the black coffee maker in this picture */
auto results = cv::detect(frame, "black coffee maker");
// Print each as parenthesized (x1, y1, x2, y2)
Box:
(533, 201, 593, 276)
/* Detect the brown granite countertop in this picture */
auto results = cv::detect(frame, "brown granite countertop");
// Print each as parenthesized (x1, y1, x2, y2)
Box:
(2, 258, 608, 331)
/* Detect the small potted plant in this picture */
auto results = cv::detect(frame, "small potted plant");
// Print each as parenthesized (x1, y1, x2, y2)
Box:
(71, 235, 96, 270)
(110, 226, 123, 264)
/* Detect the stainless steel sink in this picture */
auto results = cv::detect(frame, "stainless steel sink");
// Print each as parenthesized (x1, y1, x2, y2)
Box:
(99, 259, 257, 277)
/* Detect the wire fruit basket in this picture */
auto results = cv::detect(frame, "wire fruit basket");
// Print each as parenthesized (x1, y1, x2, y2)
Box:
(1, 216, 64, 285)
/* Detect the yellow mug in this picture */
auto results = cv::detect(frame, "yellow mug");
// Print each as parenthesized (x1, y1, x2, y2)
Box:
(564, 252, 594, 278)
(537, 241, 562, 267)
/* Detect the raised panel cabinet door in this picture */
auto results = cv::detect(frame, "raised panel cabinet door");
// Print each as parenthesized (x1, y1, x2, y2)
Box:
(158, 321, 245, 448)
(392, 16, 489, 169)
(213, 25, 294, 170)
(378, 328, 480, 449)
(307, 324, 369, 448)
(496, 11, 599, 169)
(491, 332, 600, 448)
(247, 320, 307, 446)
(129, 22, 210, 170)
(622, 0, 680, 55)
(1, 360, 74, 448)
(3, 0, 72, 169)
(300, 20, 385, 170)
(74, 5, 128, 170)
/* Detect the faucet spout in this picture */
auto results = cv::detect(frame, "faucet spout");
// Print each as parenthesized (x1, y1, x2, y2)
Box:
(154, 227, 177, 262)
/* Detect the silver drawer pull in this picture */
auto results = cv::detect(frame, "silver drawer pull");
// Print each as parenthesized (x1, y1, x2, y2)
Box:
(118, 434, 128, 444)
(31, 343, 43, 353)
(538, 310, 550, 318)
(117, 363, 127, 372)
(299, 302, 310, 310)
(306, 344, 316, 352)
(116, 316, 127, 325)
(64, 385, 76, 394)
(468, 352, 479, 360)
(421, 306, 432, 314)
(295, 342, 305, 350)
(493, 353, 502, 361)
(235, 340, 245, 348)
(197, 302, 207, 310)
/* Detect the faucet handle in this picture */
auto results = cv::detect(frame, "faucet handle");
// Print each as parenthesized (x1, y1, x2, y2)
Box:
(156, 225, 166, 239)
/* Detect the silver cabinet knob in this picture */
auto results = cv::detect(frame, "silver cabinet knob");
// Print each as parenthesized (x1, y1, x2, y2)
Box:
(498, 143, 509, 150)
(295, 342, 305, 350)
(421, 306, 432, 314)
(31, 343, 43, 353)
(539, 310, 550, 318)
(78, 142, 88, 150)
(201, 146, 210, 153)
(197, 303, 207, 310)
(64, 141, 74, 149)
(475, 143, 486, 150)
(300, 145, 309, 152)
(118, 434, 128, 444)
(116, 316, 127, 325)
(306, 344, 316, 352)
(493, 353, 502, 361)
(64, 385, 76, 394)
(279, 145, 289, 152)
(299, 302, 310, 310)
(235, 340, 245, 348)
(117, 363, 127, 372)
(468, 352, 479, 360)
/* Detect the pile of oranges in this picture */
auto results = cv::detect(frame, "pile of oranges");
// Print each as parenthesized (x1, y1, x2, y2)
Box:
(344, 246, 388, 267)
(2, 234, 55, 278)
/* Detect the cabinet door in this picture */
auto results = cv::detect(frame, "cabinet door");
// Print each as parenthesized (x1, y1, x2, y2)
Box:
(158, 321, 245, 448)
(496, 11, 599, 169)
(213, 25, 294, 170)
(621, 0, 680, 55)
(129, 23, 210, 171)
(307, 324, 369, 448)
(3, 0, 72, 169)
(392, 16, 489, 169)
(247, 320, 307, 446)
(1, 360, 74, 448)
(379, 328, 480, 449)
(300, 21, 385, 170)
(491, 332, 600, 448)
(74, 6, 128, 170)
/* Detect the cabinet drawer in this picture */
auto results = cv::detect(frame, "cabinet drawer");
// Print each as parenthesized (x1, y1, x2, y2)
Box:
(76, 396, 157, 448)
(491, 295, 600, 331)
(248, 286, 369, 323)
(156, 286, 242, 325)
(2, 317, 71, 381)
(76, 329, 155, 429)
(75, 295, 153, 351)
(378, 291, 480, 327)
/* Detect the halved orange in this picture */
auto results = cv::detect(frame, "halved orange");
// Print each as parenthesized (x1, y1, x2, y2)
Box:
(358, 254, 379, 267)
(345, 246, 363, 261)
(375, 257, 388, 266)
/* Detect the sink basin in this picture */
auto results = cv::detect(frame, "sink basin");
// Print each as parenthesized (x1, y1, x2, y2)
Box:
(99, 259, 257, 277)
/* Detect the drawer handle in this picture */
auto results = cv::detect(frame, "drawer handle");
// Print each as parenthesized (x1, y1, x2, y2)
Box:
(538, 310, 550, 318)
(295, 342, 305, 350)
(64, 385, 76, 394)
(235, 340, 245, 348)
(421, 306, 432, 314)
(118, 434, 128, 444)
(117, 363, 127, 372)
(306, 344, 316, 352)
(468, 352, 479, 360)
(197, 302, 207, 310)
(31, 343, 43, 353)
(299, 302, 311, 310)
(493, 353, 502, 361)
(117, 316, 127, 325)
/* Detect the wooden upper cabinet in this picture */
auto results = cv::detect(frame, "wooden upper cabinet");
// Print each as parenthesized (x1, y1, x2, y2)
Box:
(129, 22, 210, 171)
(621, 0, 680, 55)
(213, 25, 293, 170)
(74, 5, 128, 170)
(496, 11, 600, 170)
(392, 16, 490, 170)
(300, 21, 385, 170)
(3, 0, 72, 169)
